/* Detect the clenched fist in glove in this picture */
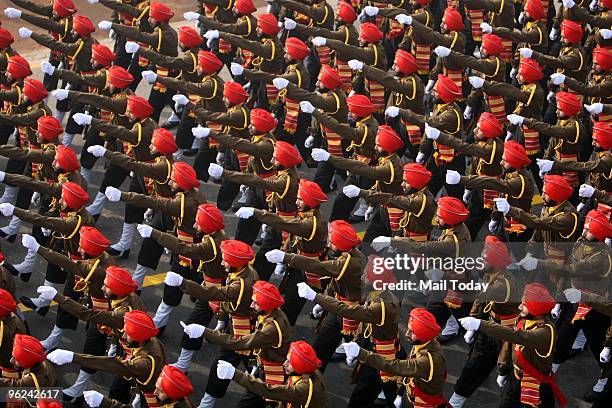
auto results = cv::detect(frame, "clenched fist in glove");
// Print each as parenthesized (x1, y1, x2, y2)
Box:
(311, 148, 330, 162)
(18, 27, 32, 38)
(4, 8, 22, 19)
(273, 78, 289, 90)
(446, 170, 461, 185)
(0, 203, 14, 216)
(73, 113, 92, 126)
(41, 62, 55, 76)
(348, 59, 364, 70)
(343, 185, 361, 198)
(98, 20, 112, 31)
(517, 254, 538, 271)
(47, 349, 74, 365)
(83, 391, 104, 408)
(284, 18, 296, 30)
(304, 136, 315, 148)
(181, 321, 206, 338)
(184, 12, 201, 21)
(142, 70, 157, 84)
(300, 101, 315, 114)
(217, 360, 236, 380)
(105, 186, 121, 202)
(297, 282, 316, 301)
(550, 73, 565, 85)
(480, 22, 492, 34)
(395, 14, 412, 25)
(164, 271, 183, 287)
(37, 286, 58, 301)
(230, 62, 244, 76)
(343, 342, 361, 360)
(464, 330, 476, 344)
(192, 126, 210, 139)
(371, 236, 391, 252)
(204, 30, 219, 40)
(52, 89, 69, 101)
(312, 37, 326, 47)
(563, 288, 581, 303)
(507, 114, 524, 125)
(265, 249, 285, 264)
(173, 94, 189, 106)
(385, 106, 400, 118)
(468, 76, 484, 89)
(425, 123, 440, 140)
(494, 198, 510, 214)
(600, 347, 611, 363)
(87, 145, 107, 157)
(496, 375, 507, 388)
(22, 234, 40, 253)
(235, 207, 255, 219)
(584, 103, 603, 115)
(579, 183, 595, 198)
(125, 41, 140, 54)
(536, 158, 553, 174)
(434, 46, 451, 57)
(459, 317, 481, 331)
(208, 163, 224, 178)
(519, 48, 533, 58)
(137, 224, 153, 238)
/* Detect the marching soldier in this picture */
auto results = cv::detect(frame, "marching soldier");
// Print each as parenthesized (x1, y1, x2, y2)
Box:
(215, 340, 328, 408)
(0, 289, 26, 368)
(462, 0, 516, 62)
(47, 310, 164, 405)
(0, 334, 56, 389)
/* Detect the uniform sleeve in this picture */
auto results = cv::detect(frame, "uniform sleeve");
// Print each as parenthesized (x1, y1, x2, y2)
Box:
(362, 65, 417, 94)
(30, 32, 76, 55)
(358, 349, 431, 378)
(460, 174, 524, 195)
(482, 81, 530, 103)
(56, 69, 106, 89)
(2, 174, 57, 196)
(328, 155, 392, 182)
(220, 33, 272, 59)
(90, 119, 139, 144)
(150, 229, 212, 260)
(232, 370, 310, 404)
(20, 12, 63, 33)
(479, 319, 553, 350)
(53, 293, 124, 329)
(120, 192, 181, 216)
(315, 293, 384, 324)
(13, 208, 72, 234)
(507, 207, 576, 233)
(532, 49, 583, 71)
(222, 170, 285, 193)
(284, 83, 336, 111)
(137, 48, 191, 71)
(563, 76, 612, 97)
(73, 353, 151, 379)
(437, 132, 489, 158)
(68, 92, 127, 114)
(211, 131, 274, 158)
(11, 0, 53, 16)
(284, 253, 344, 278)
(447, 51, 499, 76)
(181, 277, 241, 302)
(37, 246, 81, 277)
(105, 151, 168, 180)
(0, 146, 45, 161)
(522, 117, 579, 141)
(312, 110, 356, 140)
(111, 23, 158, 47)
(254, 209, 315, 237)
(203, 321, 280, 350)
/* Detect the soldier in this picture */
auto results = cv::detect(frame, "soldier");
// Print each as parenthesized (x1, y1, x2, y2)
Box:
(449, 236, 520, 407)
(296, 257, 402, 406)
(35, 266, 143, 402)
(0, 334, 56, 389)
(183, 280, 291, 406)
(215, 340, 328, 408)
(386, 74, 465, 200)
(427, 113, 505, 240)
(21, 226, 112, 350)
(137, 203, 227, 372)
(267, 220, 363, 369)
(0, 289, 26, 368)
(343, 162, 436, 242)
(98, 2, 178, 122)
(517, 209, 612, 401)
(83, 364, 194, 408)
(236, 179, 328, 325)
(47, 310, 164, 405)
(163, 239, 257, 408)
(104, 162, 205, 332)
(311, 125, 404, 240)
(462, 0, 516, 62)
(459, 283, 564, 408)
(343, 307, 447, 408)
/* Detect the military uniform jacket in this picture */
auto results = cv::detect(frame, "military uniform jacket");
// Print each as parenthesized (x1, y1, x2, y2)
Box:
(220, 33, 283, 73)
(278, 0, 334, 30)
(461, 169, 534, 211)
(313, 110, 378, 160)
(198, 13, 258, 40)
(113, 22, 178, 58)
(328, 153, 403, 195)
(464, 0, 515, 28)
(55, 68, 110, 95)
(0, 101, 52, 147)
(0, 313, 26, 367)
(92, 117, 156, 162)
(392, 223, 472, 260)
(362, 66, 425, 114)
(438, 132, 503, 177)
(253, 208, 328, 254)
(243, 62, 310, 95)
(325, 40, 387, 71)
(284, 83, 348, 122)
(74, 337, 165, 393)
(138, 48, 202, 83)
(68, 91, 130, 128)
(0, 360, 57, 387)
(204, 308, 292, 363)
(483, 80, 545, 120)
(211, 131, 275, 175)
(553, 151, 612, 192)
(0, 142, 57, 182)
(532, 45, 587, 82)
(294, 23, 359, 47)
(150, 229, 228, 281)
(233, 369, 328, 408)
(410, 20, 465, 78)
(522, 117, 585, 159)
(565, 73, 612, 105)
(105, 151, 173, 198)
(3, 170, 87, 202)
(470, 270, 520, 319)
(181, 265, 258, 319)
(492, 20, 547, 56)
(166, 73, 225, 113)
(189, 103, 250, 139)
(399, 103, 463, 156)
(31, 32, 97, 73)
(508, 200, 578, 247)
(99, 0, 152, 32)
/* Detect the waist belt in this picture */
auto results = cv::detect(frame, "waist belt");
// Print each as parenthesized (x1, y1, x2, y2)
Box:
(219, 38, 232, 54)
(522, 127, 540, 156)
(433, 142, 457, 166)
(545, 243, 566, 265)
(235, 150, 250, 172)
(486, 94, 506, 123)
(384, 205, 403, 232)
(258, 358, 285, 386)
(336, 294, 359, 335)
(444, 289, 463, 309)
(336, 59, 353, 94)
(366, 80, 385, 112)
(316, 46, 332, 65)
(300, 250, 325, 289)
(176, 230, 194, 267)
(322, 126, 343, 157)
(467, 10, 485, 41)
(402, 119, 422, 146)
(572, 302, 593, 323)
(413, 43, 431, 75)
(489, 310, 518, 327)
(154, 66, 170, 93)
(143, 392, 161, 408)
(241, 49, 254, 68)
(231, 315, 253, 355)
(388, 18, 405, 40)
(204, 275, 224, 314)
(374, 337, 400, 382)
(500, 39, 513, 62)
(265, 82, 280, 106)
(206, 122, 222, 147)
(556, 153, 579, 186)
(284, 97, 300, 133)
(138, 43, 150, 67)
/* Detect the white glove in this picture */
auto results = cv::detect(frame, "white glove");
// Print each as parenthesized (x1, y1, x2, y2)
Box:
(87, 0, 100, 3)
(0, 171, 5, 183)
(83, 391, 103, 408)
(480, 22, 492, 34)
(343, 185, 361, 198)
(265, 249, 285, 264)
(547, 91, 555, 103)
(364, 6, 379, 16)
(590, 0, 598, 11)
(141, 70, 157, 84)
(536, 158, 553, 174)
(519, 48, 533, 58)
(172, 94, 189, 106)
(434, 46, 451, 57)
(184, 11, 200, 21)
(562, 0, 575, 8)
(52, 89, 69, 101)
(424, 123, 440, 140)
(463, 106, 472, 120)
(510, 67, 517, 80)
(488, 219, 499, 233)
(343, 342, 360, 360)
(579, 183, 595, 198)
(394, 396, 402, 408)
(18, 27, 32, 38)
(217, 360, 236, 380)
(37, 286, 57, 301)
(304, 135, 315, 148)
(284, 18, 296, 30)
(563, 288, 581, 303)
(312, 36, 326, 47)
(468, 76, 484, 89)
(446, 170, 461, 185)
(164, 271, 183, 287)
(21, 234, 40, 253)
(549, 28, 559, 41)
(395, 14, 412, 25)
(459, 316, 481, 331)
(600, 347, 611, 363)
(507, 114, 524, 126)
(98, 20, 112, 31)
(73, 113, 92, 126)
(584, 103, 603, 115)
(31, 191, 40, 207)
(551, 303, 561, 319)
(494, 197, 510, 214)
(215, 152, 225, 165)
(131, 394, 140, 408)
(192, 126, 210, 139)
(144, 208, 154, 223)
(505, 131, 513, 142)
(416, 152, 425, 164)
(40, 62, 55, 76)
(125, 41, 140, 54)
(518, 11, 526, 25)
(273, 77, 289, 90)
(607, 238, 612, 247)
(550, 73, 565, 85)
(235, 207, 255, 219)
(348, 59, 364, 71)
(137, 224, 152, 238)
(311, 148, 330, 162)
(105, 186, 121, 202)
(0, 203, 14, 217)
(496, 375, 507, 388)
(464, 330, 476, 344)
(601, 29, 612, 40)
(4, 8, 22, 18)
(297, 282, 316, 301)
(274, 264, 286, 276)
(463, 189, 472, 204)
(230, 62, 244, 76)
(204, 30, 219, 40)
(517, 254, 538, 271)
(300, 101, 315, 114)
(46, 349, 74, 365)
(180, 321, 206, 339)
(214, 320, 226, 332)
(87, 145, 106, 157)
(372, 236, 391, 252)
(365, 206, 375, 221)
(109, 29, 116, 40)
(577, 202, 586, 212)
(311, 304, 324, 318)
(424, 79, 435, 94)
(385, 106, 400, 118)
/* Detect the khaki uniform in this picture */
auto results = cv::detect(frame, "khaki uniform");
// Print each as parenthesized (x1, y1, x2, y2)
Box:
(0, 360, 57, 388)
(0, 313, 26, 367)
